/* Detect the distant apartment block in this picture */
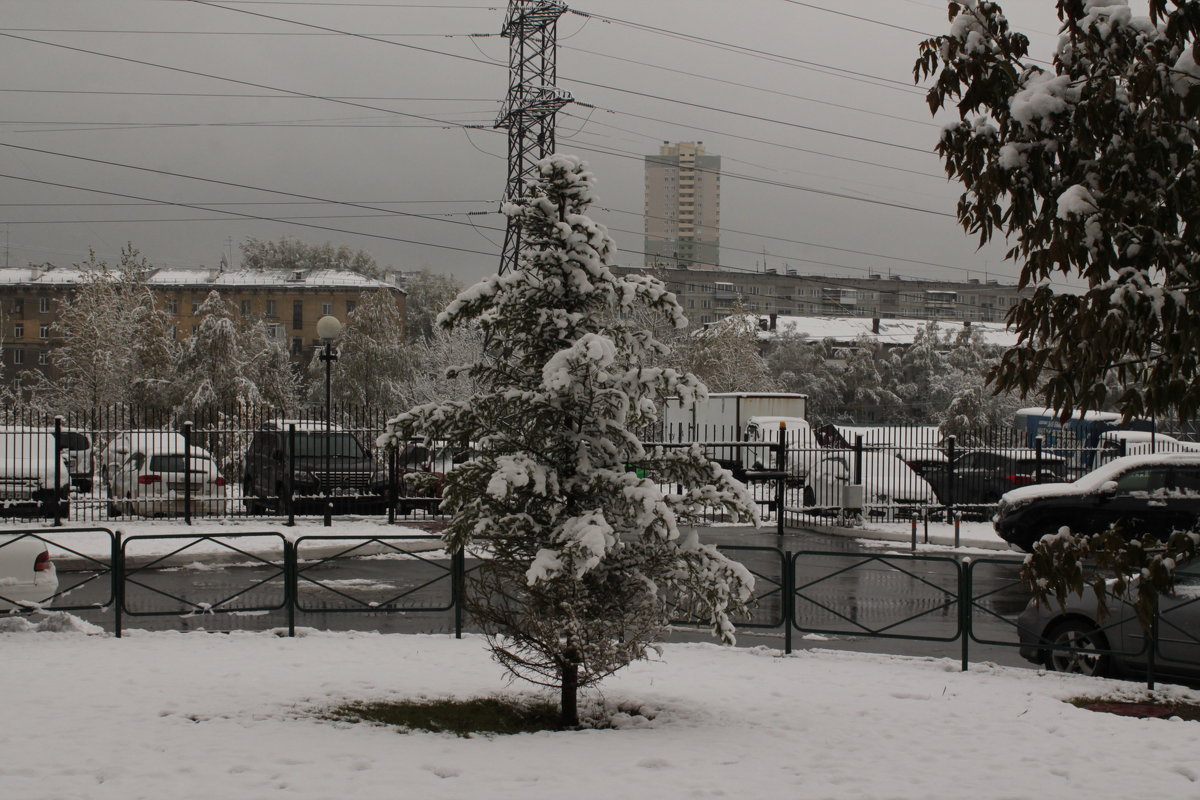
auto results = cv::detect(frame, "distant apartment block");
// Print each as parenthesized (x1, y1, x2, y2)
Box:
(0, 265, 405, 391)
(644, 141, 721, 270)
(617, 265, 1029, 326)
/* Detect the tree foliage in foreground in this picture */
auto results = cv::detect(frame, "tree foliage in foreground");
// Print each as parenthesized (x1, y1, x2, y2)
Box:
(917, 1, 1200, 616)
(916, 0, 1200, 422)
(380, 155, 756, 726)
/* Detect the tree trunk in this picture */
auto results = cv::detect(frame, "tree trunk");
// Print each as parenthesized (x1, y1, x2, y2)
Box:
(560, 659, 579, 728)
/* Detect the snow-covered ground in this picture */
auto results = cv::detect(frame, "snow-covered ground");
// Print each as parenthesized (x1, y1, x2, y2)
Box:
(3, 623, 1199, 799)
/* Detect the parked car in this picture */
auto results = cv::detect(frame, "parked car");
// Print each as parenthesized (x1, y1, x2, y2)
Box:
(994, 452, 1200, 552)
(0, 427, 72, 517)
(1091, 430, 1200, 468)
(921, 449, 1068, 514)
(803, 450, 937, 518)
(242, 420, 389, 514)
(0, 532, 58, 610)
(104, 430, 227, 517)
(1017, 571, 1200, 683)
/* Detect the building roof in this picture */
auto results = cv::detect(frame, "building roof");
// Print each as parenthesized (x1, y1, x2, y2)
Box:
(0, 265, 400, 291)
(761, 315, 1019, 347)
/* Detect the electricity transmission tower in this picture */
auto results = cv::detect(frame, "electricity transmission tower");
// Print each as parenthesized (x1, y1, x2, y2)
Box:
(495, 0, 573, 274)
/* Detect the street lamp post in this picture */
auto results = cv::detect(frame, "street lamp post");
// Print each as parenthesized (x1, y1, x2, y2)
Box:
(316, 314, 342, 527)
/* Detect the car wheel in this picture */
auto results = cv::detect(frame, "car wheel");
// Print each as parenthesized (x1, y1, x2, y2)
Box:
(243, 478, 259, 515)
(1044, 618, 1111, 677)
(106, 484, 122, 518)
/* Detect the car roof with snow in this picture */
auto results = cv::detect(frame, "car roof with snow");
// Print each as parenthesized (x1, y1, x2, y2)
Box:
(1002, 452, 1200, 504)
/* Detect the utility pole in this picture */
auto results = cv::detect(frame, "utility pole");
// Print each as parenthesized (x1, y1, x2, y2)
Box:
(494, 0, 572, 274)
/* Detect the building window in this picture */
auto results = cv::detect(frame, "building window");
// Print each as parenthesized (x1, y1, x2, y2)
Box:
(37, 350, 48, 366)
(266, 300, 277, 317)
(12, 298, 22, 315)
(191, 302, 199, 314)
(39, 324, 49, 339)
(13, 323, 22, 338)
(267, 323, 283, 340)
(292, 301, 303, 330)
(170, 325, 178, 340)
(321, 302, 333, 316)
(166, 299, 178, 315)
(12, 349, 23, 365)
(241, 300, 251, 315)
(345, 300, 356, 315)
(191, 325, 199, 336)
(38, 297, 49, 313)
(291, 337, 302, 354)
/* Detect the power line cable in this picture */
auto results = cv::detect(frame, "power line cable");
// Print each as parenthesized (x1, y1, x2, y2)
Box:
(0, 172, 501, 257)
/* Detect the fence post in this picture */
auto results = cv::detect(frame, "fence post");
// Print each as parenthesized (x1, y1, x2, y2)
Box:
(285, 539, 296, 638)
(853, 435, 863, 484)
(960, 557, 971, 672)
(183, 421, 193, 525)
(453, 548, 465, 639)
(784, 550, 793, 656)
(954, 510, 961, 548)
(1147, 594, 1159, 690)
(388, 445, 397, 525)
(946, 435, 957, 513)
(287, 423, 296, 527)
(52, 416, 63, 527)
(1035, 435, 1044, 484)
(114, 529, 123, 639)
(775, 422, 786, 537)
(911, 516, 918, 554)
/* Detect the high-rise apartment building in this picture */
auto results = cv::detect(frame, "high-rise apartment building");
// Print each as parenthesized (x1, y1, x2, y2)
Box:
(644, 141, 720, 270)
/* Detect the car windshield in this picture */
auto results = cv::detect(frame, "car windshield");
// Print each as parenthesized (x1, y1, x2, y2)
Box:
(149, 455, 216, 473)
(293, 431, 366, 458)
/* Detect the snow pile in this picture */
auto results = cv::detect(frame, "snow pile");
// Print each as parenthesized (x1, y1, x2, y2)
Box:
(2, 629, 1199, 799)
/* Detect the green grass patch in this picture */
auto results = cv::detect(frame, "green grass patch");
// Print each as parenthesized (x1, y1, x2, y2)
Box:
(325, 696, 564, 736)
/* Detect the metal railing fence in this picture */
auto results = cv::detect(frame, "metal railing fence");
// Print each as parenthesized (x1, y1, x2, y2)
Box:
(9, 528, 1198, 689)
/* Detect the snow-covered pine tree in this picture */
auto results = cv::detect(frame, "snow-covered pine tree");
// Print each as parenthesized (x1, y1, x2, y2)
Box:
(380, 154, 757, 727)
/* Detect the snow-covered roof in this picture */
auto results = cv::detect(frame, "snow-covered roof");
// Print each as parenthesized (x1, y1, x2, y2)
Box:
(0, 265, 398, 291)
(762, 315, 1018, 347)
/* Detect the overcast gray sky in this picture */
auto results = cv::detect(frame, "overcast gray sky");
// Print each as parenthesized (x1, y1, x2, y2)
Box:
(0, 0, 1078, 288)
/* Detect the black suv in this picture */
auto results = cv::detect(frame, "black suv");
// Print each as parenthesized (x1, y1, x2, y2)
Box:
(242, 421, 389, 514)
(993, 453, 1200, 551)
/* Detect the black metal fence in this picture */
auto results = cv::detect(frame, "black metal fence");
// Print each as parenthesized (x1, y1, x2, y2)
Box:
(7, 527, 1197, 689)
(3, 404, 1198, 526)
(658, 420, 1200, 524)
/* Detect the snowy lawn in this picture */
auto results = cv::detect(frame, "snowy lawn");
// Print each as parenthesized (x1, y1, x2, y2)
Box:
(4, 623, 1200, 799)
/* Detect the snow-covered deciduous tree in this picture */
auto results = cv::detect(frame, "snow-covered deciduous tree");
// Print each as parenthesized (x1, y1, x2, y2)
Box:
(916, 0, 1200, 421)
(401, 269, 462, 343)
(916, 0, 1200, 617)
(239, 237, 382, 279)
(660, 303, 778, 393)
(37, 246, 175, 417)
(392, 326, 485, 408)
(174, 290, 297, 426)
(379, 155, 756, 727)
(306, 290, 407, 411)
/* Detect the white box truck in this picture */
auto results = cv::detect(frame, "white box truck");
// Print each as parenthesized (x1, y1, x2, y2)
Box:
(661, 392, 810, 480)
